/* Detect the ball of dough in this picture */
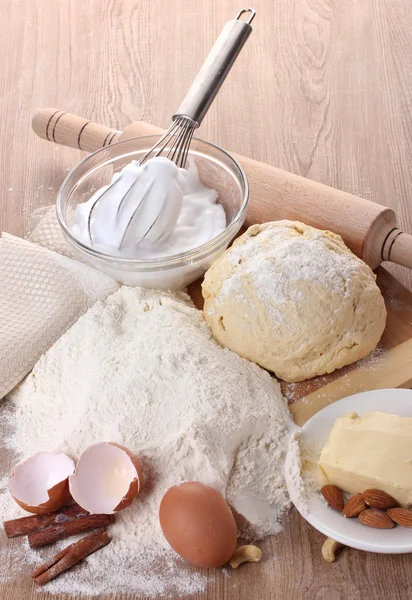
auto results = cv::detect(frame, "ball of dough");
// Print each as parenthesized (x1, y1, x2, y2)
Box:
(202, 221, 386, 382)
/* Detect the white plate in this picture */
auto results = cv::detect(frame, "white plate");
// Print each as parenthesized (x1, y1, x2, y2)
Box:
(286, 388, 412, 554)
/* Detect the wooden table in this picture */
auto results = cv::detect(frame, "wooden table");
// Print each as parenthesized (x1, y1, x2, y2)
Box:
(2, 1, 412, 598)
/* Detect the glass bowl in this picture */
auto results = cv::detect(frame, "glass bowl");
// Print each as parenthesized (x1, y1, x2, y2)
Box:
(57, 136, 249, 289)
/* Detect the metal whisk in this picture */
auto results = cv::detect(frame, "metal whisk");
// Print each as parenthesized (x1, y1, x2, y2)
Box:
(88, 8, 256, 249)
(138, 116, 196, 170)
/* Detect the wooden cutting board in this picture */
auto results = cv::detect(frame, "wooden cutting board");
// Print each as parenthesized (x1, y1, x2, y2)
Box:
(189, 266, 412, 427)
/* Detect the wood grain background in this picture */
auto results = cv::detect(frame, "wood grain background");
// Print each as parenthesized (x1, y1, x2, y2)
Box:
(2, 0, 412, 598)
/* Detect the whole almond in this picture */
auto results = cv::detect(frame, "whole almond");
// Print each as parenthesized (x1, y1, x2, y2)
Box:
(321, 485, 344, 511)
(343, 494, 367, 518)
(363, 489, 399, 510)
(358, 509, 396, 529)
(387, 508, 412, 528)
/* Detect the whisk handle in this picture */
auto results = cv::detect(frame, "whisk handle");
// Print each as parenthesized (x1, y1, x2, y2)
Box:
(174, 8, 255, 126)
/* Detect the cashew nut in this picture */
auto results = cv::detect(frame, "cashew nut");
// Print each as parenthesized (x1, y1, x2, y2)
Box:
(321, 538, 345, 563)
(229, 545, 262, 569)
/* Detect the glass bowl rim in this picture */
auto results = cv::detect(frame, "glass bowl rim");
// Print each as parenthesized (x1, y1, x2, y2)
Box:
(56, 135, 249, 267)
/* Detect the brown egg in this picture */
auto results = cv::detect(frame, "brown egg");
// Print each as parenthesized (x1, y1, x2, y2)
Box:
(159, 481, 237, 568)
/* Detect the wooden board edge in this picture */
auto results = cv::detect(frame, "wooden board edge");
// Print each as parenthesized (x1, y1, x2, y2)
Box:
(289, 338, 412, 426)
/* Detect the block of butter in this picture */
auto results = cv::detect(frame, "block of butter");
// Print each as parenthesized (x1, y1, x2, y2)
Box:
(319, 411, 412, 506)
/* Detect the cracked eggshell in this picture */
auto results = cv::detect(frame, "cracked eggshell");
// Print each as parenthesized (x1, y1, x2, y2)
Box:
(69, 442, 143, 514)
(8, 452, 75, 515)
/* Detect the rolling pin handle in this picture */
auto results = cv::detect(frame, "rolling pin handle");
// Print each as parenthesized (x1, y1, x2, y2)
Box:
(32, 108, 120, 153)
(384, 231, 412, 270)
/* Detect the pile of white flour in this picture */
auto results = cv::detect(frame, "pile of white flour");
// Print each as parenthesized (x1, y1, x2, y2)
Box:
(0, 286, 294, 596)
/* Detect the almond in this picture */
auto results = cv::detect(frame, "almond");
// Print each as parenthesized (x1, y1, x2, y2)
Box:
(387, 508, 412, 528)
(363, 489, 399, 510)
(358, 509, 396, 529)
(321, 485, 344, 511)
(343, 494, 367, 518)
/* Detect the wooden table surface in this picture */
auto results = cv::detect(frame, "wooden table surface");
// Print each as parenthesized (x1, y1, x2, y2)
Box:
(2, 0, 412, 598)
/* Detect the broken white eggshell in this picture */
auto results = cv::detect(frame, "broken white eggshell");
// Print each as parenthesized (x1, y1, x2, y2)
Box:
(8, 452, 75, 515)
(69, 442, 143, 514)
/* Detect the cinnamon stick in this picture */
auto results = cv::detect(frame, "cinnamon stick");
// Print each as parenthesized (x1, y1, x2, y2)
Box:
(28, 513, 112, 548)
(32, 528, 111, 586)
(3, 504, 88, 538)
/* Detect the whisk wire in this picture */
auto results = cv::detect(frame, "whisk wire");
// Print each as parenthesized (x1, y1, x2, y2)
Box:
(118, 179, 156, 248)
(136, 191, 167, 244)
(179, 127, 195, 168)
(116, 169, 146, 221)
(167, 119, 189, 162)
(87, 175, 125, 243)
(152, 121, 182, 159)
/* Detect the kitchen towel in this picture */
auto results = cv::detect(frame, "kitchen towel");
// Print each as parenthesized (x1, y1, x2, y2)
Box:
(0, 228, 119, 400)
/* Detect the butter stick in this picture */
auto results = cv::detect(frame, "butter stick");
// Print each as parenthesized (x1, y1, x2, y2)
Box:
(319, 411, 412, 506)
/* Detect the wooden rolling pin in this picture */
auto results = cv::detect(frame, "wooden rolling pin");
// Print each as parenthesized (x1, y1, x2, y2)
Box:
(32, 108, 412, 270)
